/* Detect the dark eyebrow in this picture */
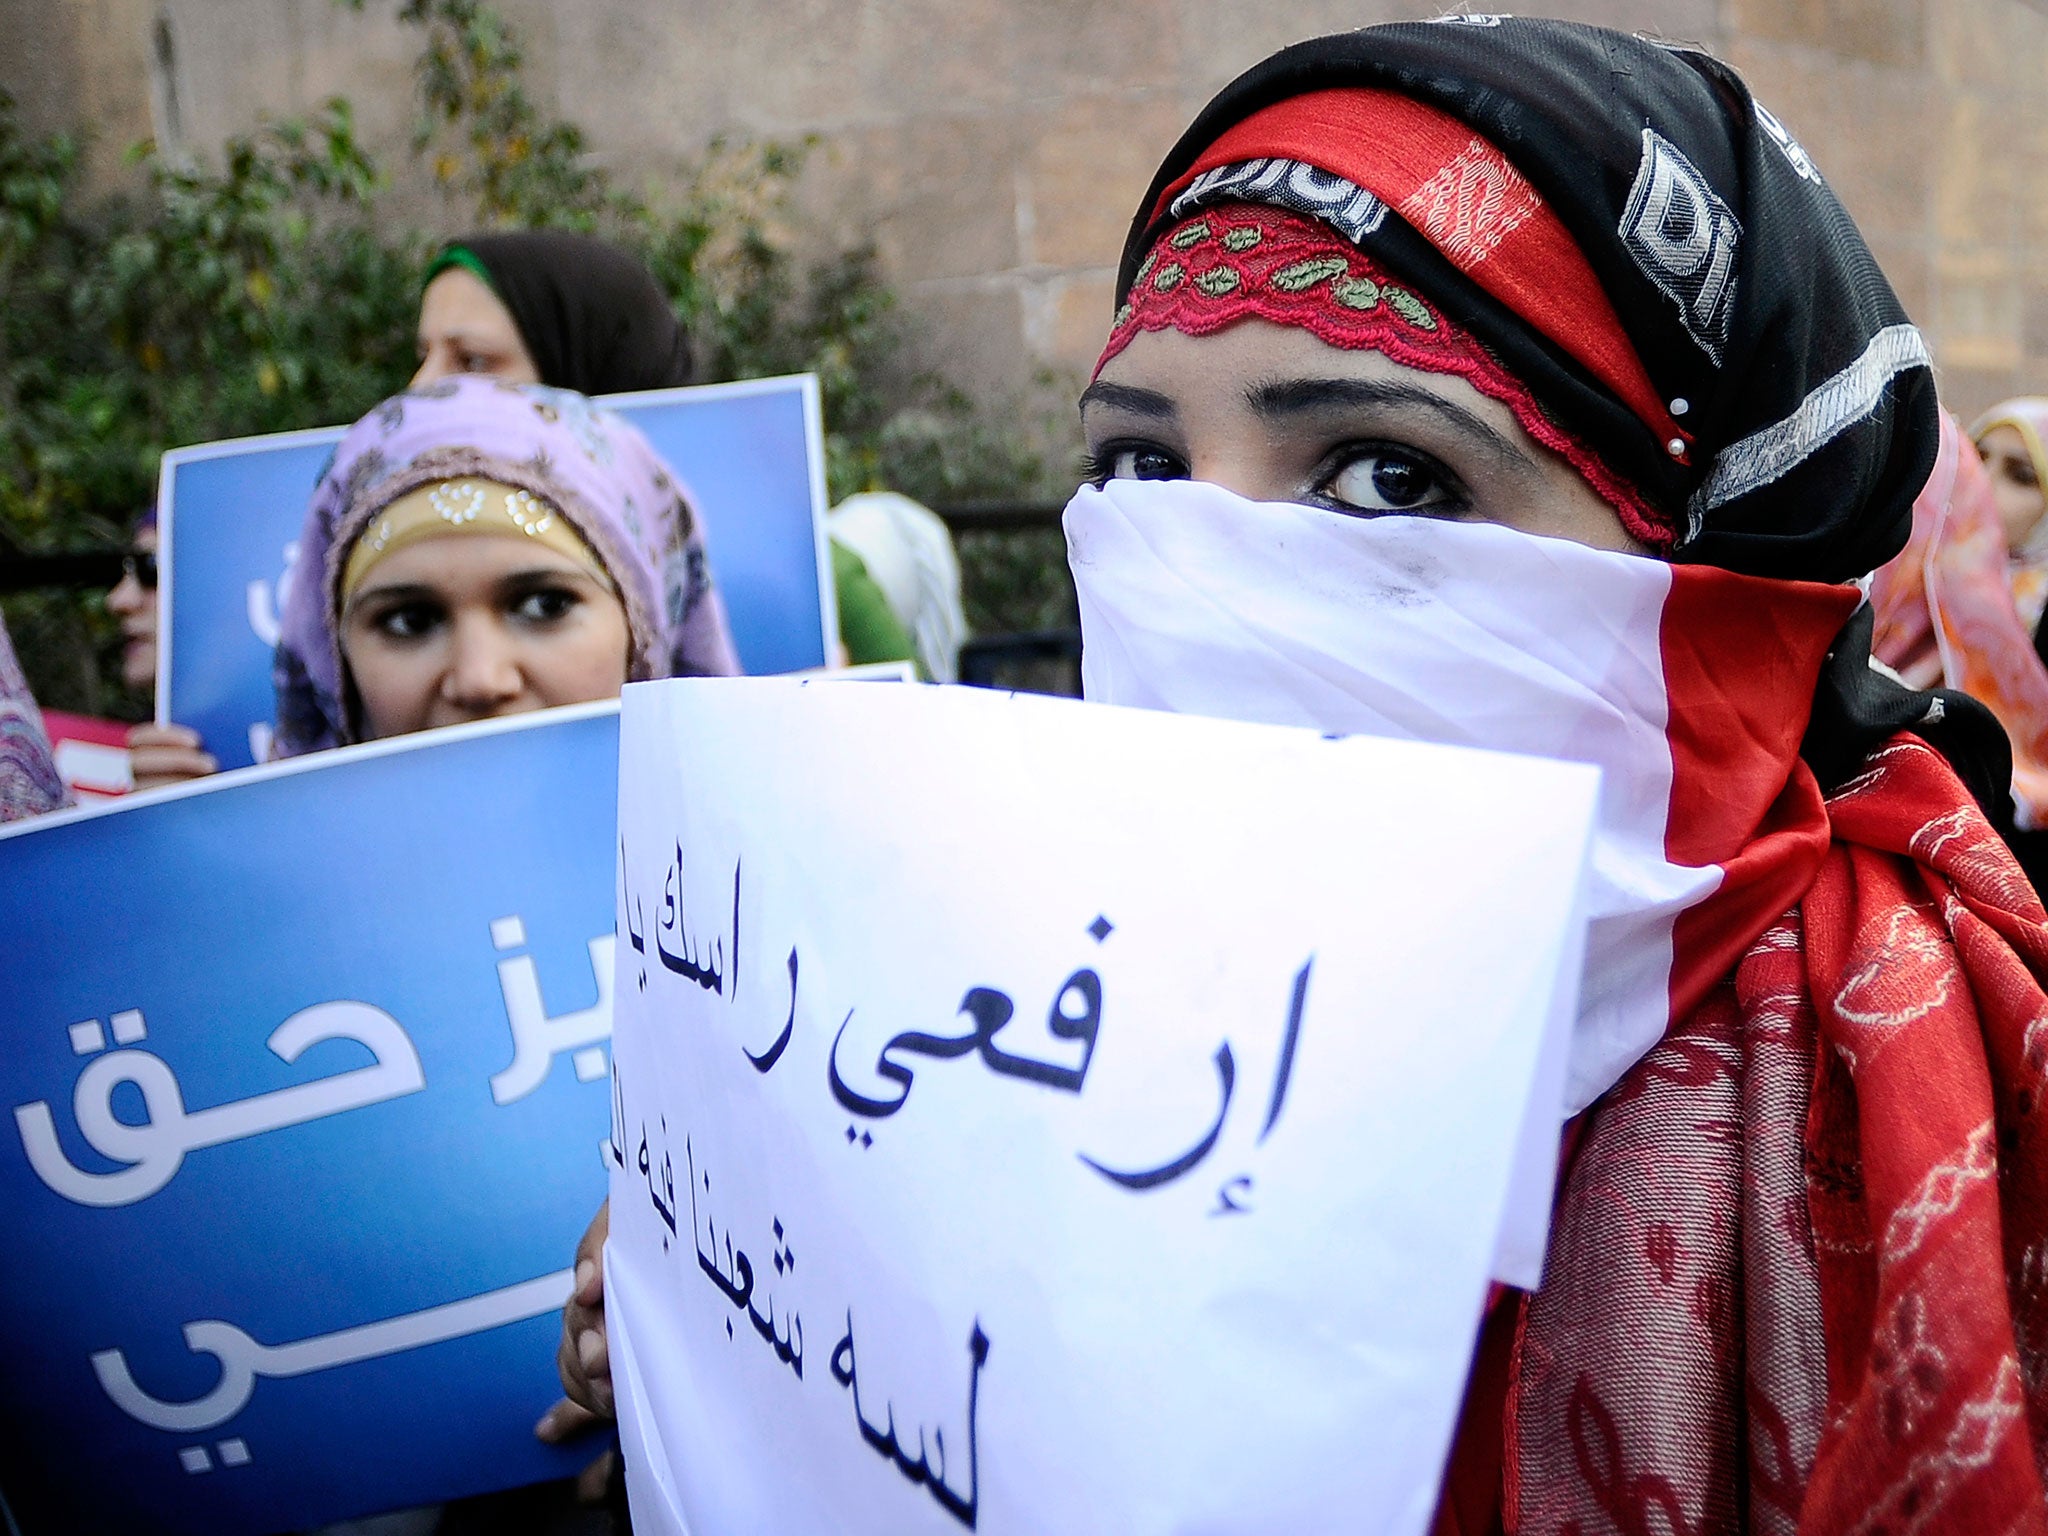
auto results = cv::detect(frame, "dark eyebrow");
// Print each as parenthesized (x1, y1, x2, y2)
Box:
(1077, 380, 1178, 420)
(345, 582, 439, 610)
(496, 565, 608, 592)
(421, 325, 510, 348)
(1245, 376, 1532, 474)
(345, 566, 605, 612)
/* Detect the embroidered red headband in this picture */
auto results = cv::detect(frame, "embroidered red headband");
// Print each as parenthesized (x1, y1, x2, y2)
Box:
(1098, 202, 1671, 550)
(1145, 88, 1689, 460)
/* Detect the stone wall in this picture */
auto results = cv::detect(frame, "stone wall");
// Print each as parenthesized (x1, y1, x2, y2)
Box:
(9, 0, 2048, 423)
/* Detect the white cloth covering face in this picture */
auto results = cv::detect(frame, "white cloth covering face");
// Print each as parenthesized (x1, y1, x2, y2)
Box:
(1065, 477, 1721, 1115)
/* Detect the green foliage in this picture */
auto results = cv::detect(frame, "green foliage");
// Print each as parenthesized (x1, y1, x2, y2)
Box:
(0, 91, 421, 714)
(956, 526, 1077, 637)
(1, 96, 415, 553)
(3, 0, 1061, 713)
(399, 0, 614, 227)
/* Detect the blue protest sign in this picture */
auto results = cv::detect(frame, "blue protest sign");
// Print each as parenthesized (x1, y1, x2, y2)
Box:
(0, 703, 624, 1534)
(159, 374, 834, 769)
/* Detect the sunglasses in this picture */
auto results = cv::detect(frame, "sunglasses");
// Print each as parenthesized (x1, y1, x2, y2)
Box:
(123, 550, 159, 590)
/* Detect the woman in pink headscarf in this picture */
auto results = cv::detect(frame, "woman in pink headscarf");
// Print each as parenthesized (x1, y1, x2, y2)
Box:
(1975, 399, 2048, 632)
(273, 373, 739, 755)
(1872, 404, 2048, 836)
(133, 374, 741, 794)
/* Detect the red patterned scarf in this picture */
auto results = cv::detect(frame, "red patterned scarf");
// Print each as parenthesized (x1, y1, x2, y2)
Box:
(1098, 103, 2048, 1536)
(1456, 736, 2048, 1536)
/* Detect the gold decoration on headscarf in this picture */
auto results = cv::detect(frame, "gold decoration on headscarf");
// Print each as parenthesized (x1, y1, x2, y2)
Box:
(340, 478, 612, 599)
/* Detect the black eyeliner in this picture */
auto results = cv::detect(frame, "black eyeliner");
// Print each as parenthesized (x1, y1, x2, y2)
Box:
(1078, 439, 1190, 489)
(1306, 440, 1471, 519)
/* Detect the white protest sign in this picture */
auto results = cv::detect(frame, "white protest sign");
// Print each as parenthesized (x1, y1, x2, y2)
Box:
(608, 679, 1599, 1536)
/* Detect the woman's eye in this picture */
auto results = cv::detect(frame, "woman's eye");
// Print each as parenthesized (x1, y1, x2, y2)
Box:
(461, 352, 495, 374)
(1095, 446, 1187, 483)
(513, 588, 580, 624)
(374, 603, 443, 640)
(1322, 449, 1457, 513)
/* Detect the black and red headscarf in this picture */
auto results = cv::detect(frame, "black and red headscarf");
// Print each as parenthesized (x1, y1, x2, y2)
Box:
(1115, 18, 1932, 584)
(1087, 19, 2048, 1534)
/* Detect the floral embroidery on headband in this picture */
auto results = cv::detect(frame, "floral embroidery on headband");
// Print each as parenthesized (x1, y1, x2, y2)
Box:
(1095, 202, 1670, 550)
(1099, 204, 1466, 377)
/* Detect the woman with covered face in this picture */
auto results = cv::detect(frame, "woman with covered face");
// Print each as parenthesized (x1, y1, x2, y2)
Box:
(1065, 16, 2048, 1530)
(272, 373, 738, 756)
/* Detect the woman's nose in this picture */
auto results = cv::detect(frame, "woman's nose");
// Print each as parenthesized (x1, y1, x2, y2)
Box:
(440, 616, 526, 714)
(106, 574, 143, 616)
(1190, 454, 1286, 505)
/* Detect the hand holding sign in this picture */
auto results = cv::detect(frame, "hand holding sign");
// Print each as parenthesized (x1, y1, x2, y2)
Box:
(547, 1201, 616, 1428)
